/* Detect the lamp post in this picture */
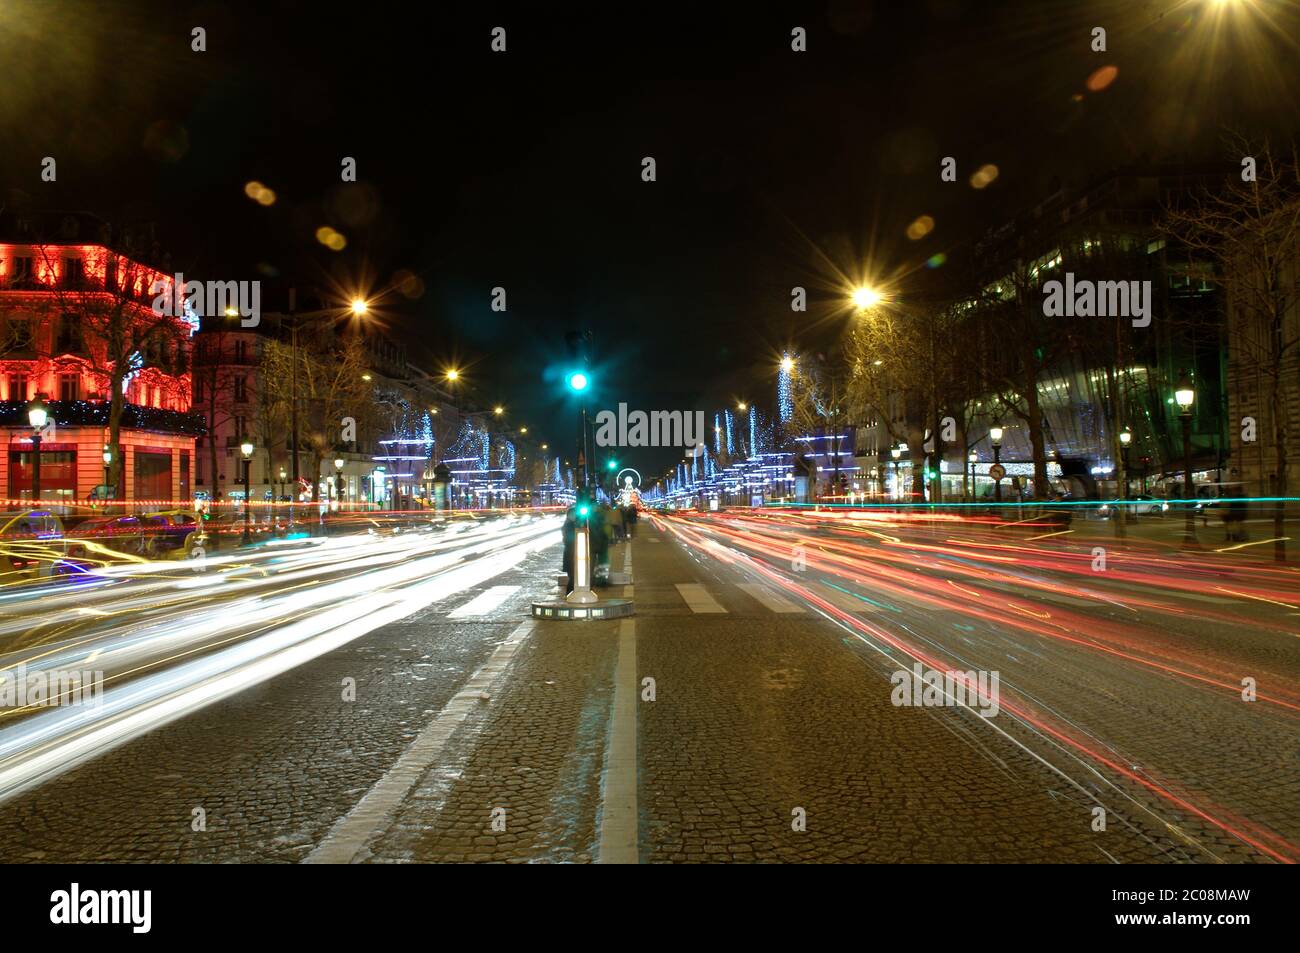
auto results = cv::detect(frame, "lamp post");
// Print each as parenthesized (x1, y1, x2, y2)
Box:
(990, 424, 1004, 503)
(103, 446, 113, 492)
(278, 466, 287, 503)
(240, 436, 254, 544)
(27, 394, 48, 505)
(890, 445, 902, 502)
(1175, 373, 1197, 548)
(968, 451, 978, 501)
(334, 457, 345, 510)
(1119, 428, 1134, 524)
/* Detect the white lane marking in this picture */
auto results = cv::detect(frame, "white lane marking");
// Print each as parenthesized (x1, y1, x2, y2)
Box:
(812, 582, 878, 613)
(448, 585, 521, 618)
(738, 583, 806, 614)
(305, 619, 536, 864)
(598, 617, 638, 864)
(622, 545, 633, 574)
(674, 582, 726, 613)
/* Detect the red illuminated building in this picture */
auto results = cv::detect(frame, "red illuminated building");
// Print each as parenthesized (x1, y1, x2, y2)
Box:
(0, 213, 202, 505)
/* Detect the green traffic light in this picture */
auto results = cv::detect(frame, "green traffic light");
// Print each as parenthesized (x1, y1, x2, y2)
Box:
(607, 460, 617, 470)
(577, 504, 590, 517)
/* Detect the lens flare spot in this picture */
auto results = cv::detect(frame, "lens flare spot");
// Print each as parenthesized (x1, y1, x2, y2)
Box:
(905, 215, 935, 240)
(970, 164, 999, 189)
(1086, 64, 1119, 92)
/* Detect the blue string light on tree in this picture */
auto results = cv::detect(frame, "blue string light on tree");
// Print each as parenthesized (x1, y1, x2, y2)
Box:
(777, 353, 794, 423)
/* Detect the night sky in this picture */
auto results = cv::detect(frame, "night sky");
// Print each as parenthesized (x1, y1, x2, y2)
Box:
(4, 0, 1298, 475)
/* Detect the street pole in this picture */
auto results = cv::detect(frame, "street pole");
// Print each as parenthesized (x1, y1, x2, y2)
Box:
(287, 290, 302, 530)
(993, 443, 1002, 503)
(1182, 412, 1197, 548)
(242, 456, 252, 544)
(31, 432, 41, 505)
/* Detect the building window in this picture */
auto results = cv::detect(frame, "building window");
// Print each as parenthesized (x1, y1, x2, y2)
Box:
(135, 451, 172, 501)
(63, 257, 85, 286)
(9, 449, 77, 502)
(234, 375, 247, 403)
(58, 373, 79, 402)
(56, 312, 83, 353)
(235, 339, 248, 362)
(7, 373, 28, 401)
(7, 317, 33, 351)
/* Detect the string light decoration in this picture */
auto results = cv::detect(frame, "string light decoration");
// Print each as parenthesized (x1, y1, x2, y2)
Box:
(777, 353, 794, 423)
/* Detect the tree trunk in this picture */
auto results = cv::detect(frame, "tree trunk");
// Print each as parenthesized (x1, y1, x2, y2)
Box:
(109, 371, 125, 507)
(1272, 305, 1288, 562)
(1025, 374, 1048, 500)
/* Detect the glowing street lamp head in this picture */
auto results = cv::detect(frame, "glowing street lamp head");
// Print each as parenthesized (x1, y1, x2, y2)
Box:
(737, 401, 747, 411)
(989, 424, 1004, 447)
(350, 298, 368, 316)
(494, 406, 504, 416)
(240, 437, 254, 458)
(445, 368, 460, 382)
(1174, 373, 1195, 412)
(26, 394, 48, 430)
(850, 286, 883, 310)
(1119, 427, 1132, 447)
(780, 356, 795, 373)
(568, 372, 589, 391)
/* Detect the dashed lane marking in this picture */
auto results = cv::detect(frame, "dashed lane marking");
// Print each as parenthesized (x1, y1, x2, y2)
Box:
(738, 582, 806, 614)
(448, 585, 521, 618)
(674, 582, 726, 613)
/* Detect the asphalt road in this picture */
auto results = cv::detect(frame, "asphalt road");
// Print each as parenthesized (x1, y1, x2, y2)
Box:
(0, 507, 1294, 863)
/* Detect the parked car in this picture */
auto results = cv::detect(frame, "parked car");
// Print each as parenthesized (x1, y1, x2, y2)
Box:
(66, 510, 202, 559)
(1097, 494, 1168, 519)
(0, 510, 69, 580)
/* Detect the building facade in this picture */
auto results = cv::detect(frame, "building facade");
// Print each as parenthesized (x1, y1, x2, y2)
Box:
(0, 224, 200, 507)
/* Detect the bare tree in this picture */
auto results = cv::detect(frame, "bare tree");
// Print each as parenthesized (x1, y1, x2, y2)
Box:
(1163, 137, 1300, 560)
(37, 242, 190, 496)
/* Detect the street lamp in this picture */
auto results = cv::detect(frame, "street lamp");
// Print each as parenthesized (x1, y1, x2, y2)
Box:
(278, 466, 287, 502)
(102, 445, 113, 492)
(27, 394, 48, 505)
(1118, 427, 1133, 519)
(890, 444, 902, 502)
(850, 285, 883, 310)
(350, 299, 368, 316)
(968, 451, 978, 501)
(990, 423, 1004, 503)
(334, 457, 346, 509)
(240, 437, 254, 544)
(1175, 372, 1197, 547)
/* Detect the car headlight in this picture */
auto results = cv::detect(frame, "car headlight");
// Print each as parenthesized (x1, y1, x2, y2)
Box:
(1161, 502, 1169, 511)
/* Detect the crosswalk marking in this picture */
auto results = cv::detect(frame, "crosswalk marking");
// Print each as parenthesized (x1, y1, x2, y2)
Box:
(675, 583, 726, 613)
(738, 583, 805, 614)
(448, 585, 521, 618)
